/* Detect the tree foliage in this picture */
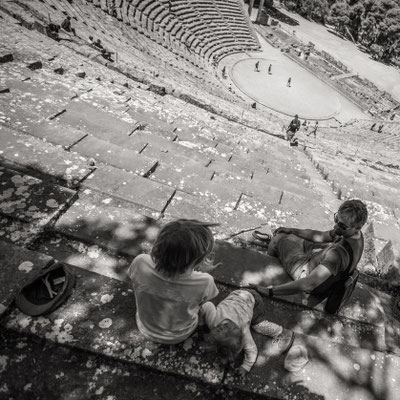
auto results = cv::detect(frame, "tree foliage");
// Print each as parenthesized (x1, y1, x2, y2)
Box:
(279, 0, 400, 63)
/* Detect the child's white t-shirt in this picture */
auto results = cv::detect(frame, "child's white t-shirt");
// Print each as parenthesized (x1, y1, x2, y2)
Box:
(129, 254, 219, 344)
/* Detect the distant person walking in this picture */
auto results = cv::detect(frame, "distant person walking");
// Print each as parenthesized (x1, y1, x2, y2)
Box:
(286, 114, 300, 141)
(268, 64, 272, 75)
(255, 61, 260, 72)
(308, 121, 319, 138)
(287, 77, 292, 87)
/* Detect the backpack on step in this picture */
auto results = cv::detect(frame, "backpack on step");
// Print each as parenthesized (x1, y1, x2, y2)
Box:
(324, 238, 363, 315)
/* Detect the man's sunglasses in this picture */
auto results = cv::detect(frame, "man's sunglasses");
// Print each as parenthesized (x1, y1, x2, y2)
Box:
(334, 213, 353, 230)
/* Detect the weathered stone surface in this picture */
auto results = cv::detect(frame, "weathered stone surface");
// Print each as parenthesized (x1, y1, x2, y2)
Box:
(225, 331, 400, 400)
(54, 191, 160, 256)
(84, 165, 175, 212)
(57, 100, 132, 144)
(1, 329, 247, 400)
(3, 266, 225, 384)
(0, 125, 91, 186)
(149, 162, 215, 190)
(26, 120, 88, 148)
(71, 135, 158, 176)
(0, 215, 41, 247)
(163, 190, 267, 239)
(0, 167, 76, 225)
(0, 240, 52, 315)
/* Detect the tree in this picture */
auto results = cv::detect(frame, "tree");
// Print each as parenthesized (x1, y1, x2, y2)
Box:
(299, 0, 329, 22)
(348, 2, 364, 40)
(327, 1, 350, 34)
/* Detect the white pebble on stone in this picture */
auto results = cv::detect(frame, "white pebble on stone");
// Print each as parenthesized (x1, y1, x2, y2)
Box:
(46, 199, 59, 208)
(100, 294, 114, 304)
(18, 261, 34, 273)
(99, 318, 112, 329)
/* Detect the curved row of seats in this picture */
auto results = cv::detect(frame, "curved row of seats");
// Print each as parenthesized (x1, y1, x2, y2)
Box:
(96, 0, 260, 64)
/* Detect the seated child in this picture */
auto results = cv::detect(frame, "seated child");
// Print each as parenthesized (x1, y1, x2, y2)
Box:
(129, 219, 219, 345)
(200, 289, 294, 377)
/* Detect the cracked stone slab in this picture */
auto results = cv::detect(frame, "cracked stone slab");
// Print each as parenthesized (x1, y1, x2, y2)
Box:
(0, 125, 92, 186)
(224, 331, 400, 400)
(70, 135, 158, 176)
(0, 167, 76, 225)
(54, 191, 160, 256)
(163, 190, 265, 238)
(2, 265, 225, 385)
(83, 165, 175, 213)
(149, 162, 216, 191)
(211, 241, 385, 327)
(0, 239, 52, 315)
(56, 100, 132, 142)
(26, 120, 88, 148)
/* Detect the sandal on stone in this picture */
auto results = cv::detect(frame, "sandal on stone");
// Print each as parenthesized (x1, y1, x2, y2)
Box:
(252, 231, 272, 242)
(248, 239, 269, 249)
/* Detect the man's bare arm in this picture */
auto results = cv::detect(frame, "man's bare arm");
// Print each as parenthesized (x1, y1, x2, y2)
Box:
(252, 264, 332, 296)
(274, 227, 333, 243)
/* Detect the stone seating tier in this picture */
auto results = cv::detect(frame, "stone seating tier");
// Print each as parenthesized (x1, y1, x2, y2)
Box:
(1, 239, 400, 399)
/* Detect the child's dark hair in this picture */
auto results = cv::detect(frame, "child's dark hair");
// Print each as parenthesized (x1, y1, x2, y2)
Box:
(151, 219, 217, 279)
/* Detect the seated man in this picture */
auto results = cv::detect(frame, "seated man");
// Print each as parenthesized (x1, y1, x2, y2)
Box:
(61, 16, 76, 36)
(286, 114, 300, 141)
(252, 200, 368, 306)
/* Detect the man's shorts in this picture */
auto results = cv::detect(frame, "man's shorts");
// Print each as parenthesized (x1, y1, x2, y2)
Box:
(269, 234, 312, 280)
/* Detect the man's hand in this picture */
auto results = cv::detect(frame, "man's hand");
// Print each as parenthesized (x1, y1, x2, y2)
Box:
(273, 227, 292, 236)
(249, 284, 273, 297)
(236, 367, 248, 379)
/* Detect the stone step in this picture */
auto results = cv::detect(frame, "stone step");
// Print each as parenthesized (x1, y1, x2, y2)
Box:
(1, 242, 400, 400)
(1, 328, 243, 400)
(83, 165, 175, 213)
(53, 191, 160, 257)
(56, 100, 133, 141)
(2, 260, 225, 386)
(0, 125, 92, 187)
(0, 166, 76, 227)
(69, 134, 158, 176)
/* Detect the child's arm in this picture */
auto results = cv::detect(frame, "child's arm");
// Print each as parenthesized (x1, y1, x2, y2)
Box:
(240, 325, 258, 373)
(199, 302, 217, 327)
(202, 276, 219, 304)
